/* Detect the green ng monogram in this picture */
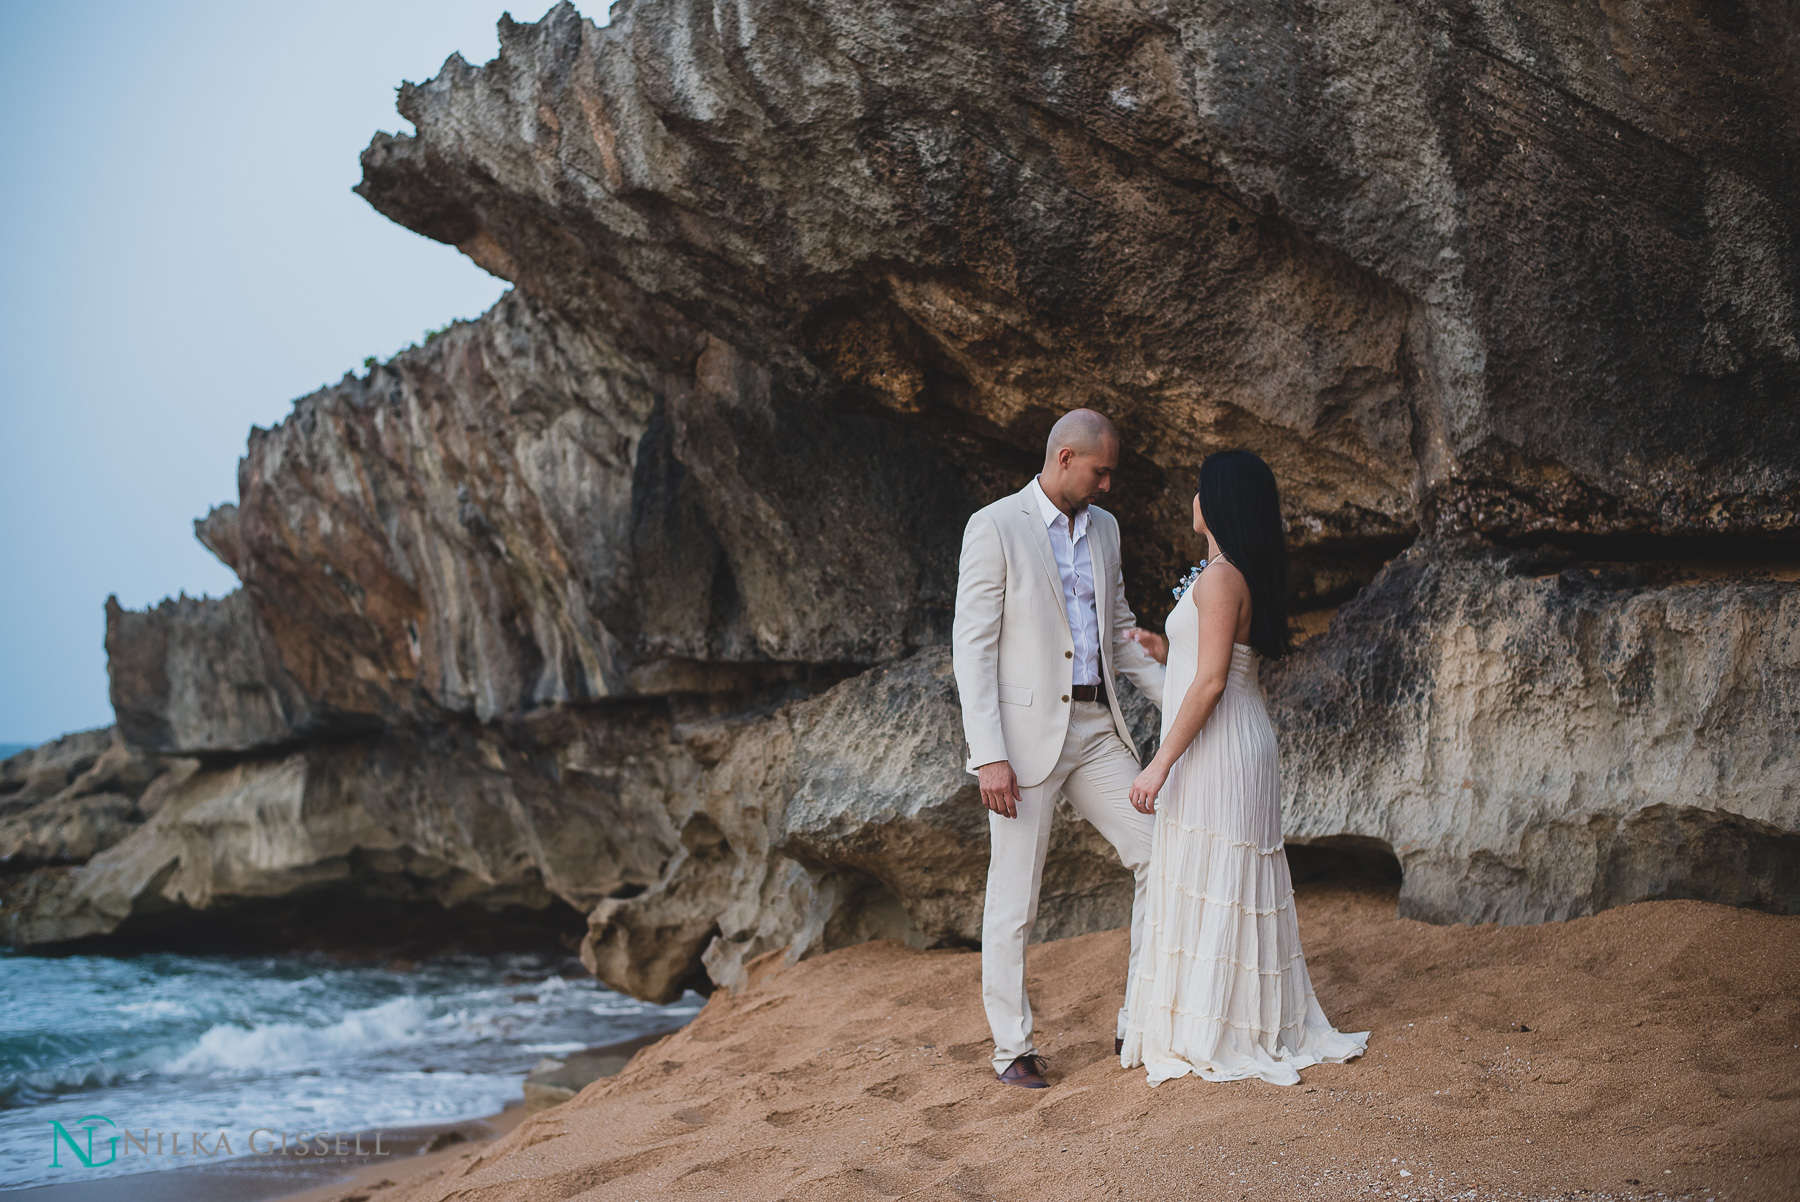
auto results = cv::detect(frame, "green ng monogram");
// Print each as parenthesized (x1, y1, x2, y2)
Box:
(48, 1115, 118, 1168)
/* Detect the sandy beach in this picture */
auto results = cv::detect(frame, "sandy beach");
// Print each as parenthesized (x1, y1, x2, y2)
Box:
(268, 1106, 529, 1202)
(238, 881, 1800, 1202)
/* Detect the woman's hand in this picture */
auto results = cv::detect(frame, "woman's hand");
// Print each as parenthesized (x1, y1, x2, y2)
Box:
(1128, 759, 1170, 814)
(1125, 628, 1168, 665)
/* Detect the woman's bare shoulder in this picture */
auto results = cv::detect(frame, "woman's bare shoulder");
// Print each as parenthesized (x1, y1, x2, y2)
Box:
(1191, 556, 1249, 607)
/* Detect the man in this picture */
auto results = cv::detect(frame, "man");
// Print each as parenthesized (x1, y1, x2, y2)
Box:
(952, 408, 1166, 1089)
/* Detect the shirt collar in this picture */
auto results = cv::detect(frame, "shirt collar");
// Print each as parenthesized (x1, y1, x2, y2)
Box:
(1030, 475, 1089, 538)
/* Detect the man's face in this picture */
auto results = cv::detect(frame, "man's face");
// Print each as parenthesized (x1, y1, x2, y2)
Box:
(1062, 438, 1118, 510)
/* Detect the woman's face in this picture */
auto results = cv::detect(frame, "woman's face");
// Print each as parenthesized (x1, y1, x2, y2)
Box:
(1192, 492, 1207, 537)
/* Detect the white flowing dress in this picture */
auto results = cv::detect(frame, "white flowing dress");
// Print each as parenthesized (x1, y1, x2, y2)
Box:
(1121, 567, 1368, 1086)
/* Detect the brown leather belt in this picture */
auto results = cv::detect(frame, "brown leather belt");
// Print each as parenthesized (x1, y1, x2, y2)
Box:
(1070, 683, 1107, 704)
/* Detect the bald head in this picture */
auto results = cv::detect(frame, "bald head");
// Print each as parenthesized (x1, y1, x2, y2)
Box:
(1044, 408, 1118, 466)
(1038, 408, 1120, 517)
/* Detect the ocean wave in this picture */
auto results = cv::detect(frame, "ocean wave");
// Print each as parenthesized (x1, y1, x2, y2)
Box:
(115, 1000, 196, 1020)
(0, 1060, 128, 1102)
(0, 1038, 192, 1105)
(165, 996, 435, 1074)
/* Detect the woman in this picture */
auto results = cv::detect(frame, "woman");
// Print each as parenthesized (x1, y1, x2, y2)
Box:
(1119, 450, 1367, 1087)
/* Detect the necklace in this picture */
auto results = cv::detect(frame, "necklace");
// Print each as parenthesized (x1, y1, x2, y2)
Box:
(1172, 558, 1209, 598)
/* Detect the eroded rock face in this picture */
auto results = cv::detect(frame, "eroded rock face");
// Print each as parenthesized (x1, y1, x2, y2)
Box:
(6, 2, 1797, 999)
(0, 729, 166, 867)
(105, 592, 325, 755)
(0, 726, 641, 951)
(359, 0, 1798, 591)
(218, 291, 973, 736)
(1, 729, 118, 809)
(1271, 539, 1800, 924)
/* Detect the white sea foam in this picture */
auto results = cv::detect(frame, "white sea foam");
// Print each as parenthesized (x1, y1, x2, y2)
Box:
(166, 996, 434, 1073)
(117, 1000, 196, 1019)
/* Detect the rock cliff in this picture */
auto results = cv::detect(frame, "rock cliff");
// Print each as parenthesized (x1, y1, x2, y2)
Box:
(1272, 538, 1800, 924)
(0, 729, 166, 868)
(4, 1, 1796, 1002)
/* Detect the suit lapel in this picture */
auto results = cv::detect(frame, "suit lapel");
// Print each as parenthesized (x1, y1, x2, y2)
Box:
(1090, 515, 1112, 648)
(1018, 487, 1073, 642)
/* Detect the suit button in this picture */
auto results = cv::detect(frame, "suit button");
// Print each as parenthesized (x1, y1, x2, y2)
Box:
(1061, 694, 1070, 703)
(1064, 650, 1073, 659)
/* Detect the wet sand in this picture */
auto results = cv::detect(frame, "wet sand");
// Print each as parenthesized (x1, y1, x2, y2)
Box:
(304, 883, 1799, 1202)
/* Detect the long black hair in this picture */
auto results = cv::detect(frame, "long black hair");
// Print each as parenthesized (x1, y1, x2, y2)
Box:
(1197, 449, 1292, 659)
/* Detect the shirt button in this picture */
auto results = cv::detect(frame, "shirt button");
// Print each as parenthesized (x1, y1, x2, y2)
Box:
(1064, 650, 1073, 659)
(1061, 694, 1070, 703)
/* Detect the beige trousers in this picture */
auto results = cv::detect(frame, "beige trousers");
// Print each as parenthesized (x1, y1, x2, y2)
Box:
(983, 700, 1154, 1074)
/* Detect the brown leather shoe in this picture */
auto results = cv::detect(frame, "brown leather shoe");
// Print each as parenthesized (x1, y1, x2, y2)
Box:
(1115, 1036, 1124, 1056)
(997, 1054, 1049, 1088)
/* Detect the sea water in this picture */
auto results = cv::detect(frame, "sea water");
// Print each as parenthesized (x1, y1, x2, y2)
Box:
(0, 948, 703, 1189)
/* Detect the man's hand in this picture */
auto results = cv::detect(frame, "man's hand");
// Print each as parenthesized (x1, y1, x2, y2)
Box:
(1125, 628, 1168, 665)
(977, 760, 1022, 819)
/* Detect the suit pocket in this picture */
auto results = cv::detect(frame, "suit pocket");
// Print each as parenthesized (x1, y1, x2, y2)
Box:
(997, 682, 1033, 707)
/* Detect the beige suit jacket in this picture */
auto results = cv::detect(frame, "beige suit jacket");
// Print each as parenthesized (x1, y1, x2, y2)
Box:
(952, 484, 1167, 788)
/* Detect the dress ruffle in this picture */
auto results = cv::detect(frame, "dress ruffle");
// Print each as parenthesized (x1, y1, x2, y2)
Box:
(1122, 595, 1368, 1087)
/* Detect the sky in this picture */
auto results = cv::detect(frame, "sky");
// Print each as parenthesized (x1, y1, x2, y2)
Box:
(0, 1, 573, 745)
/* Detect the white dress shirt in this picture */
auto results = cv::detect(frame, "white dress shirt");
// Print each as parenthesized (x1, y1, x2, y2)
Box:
(1029, 475, 1101, 687)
